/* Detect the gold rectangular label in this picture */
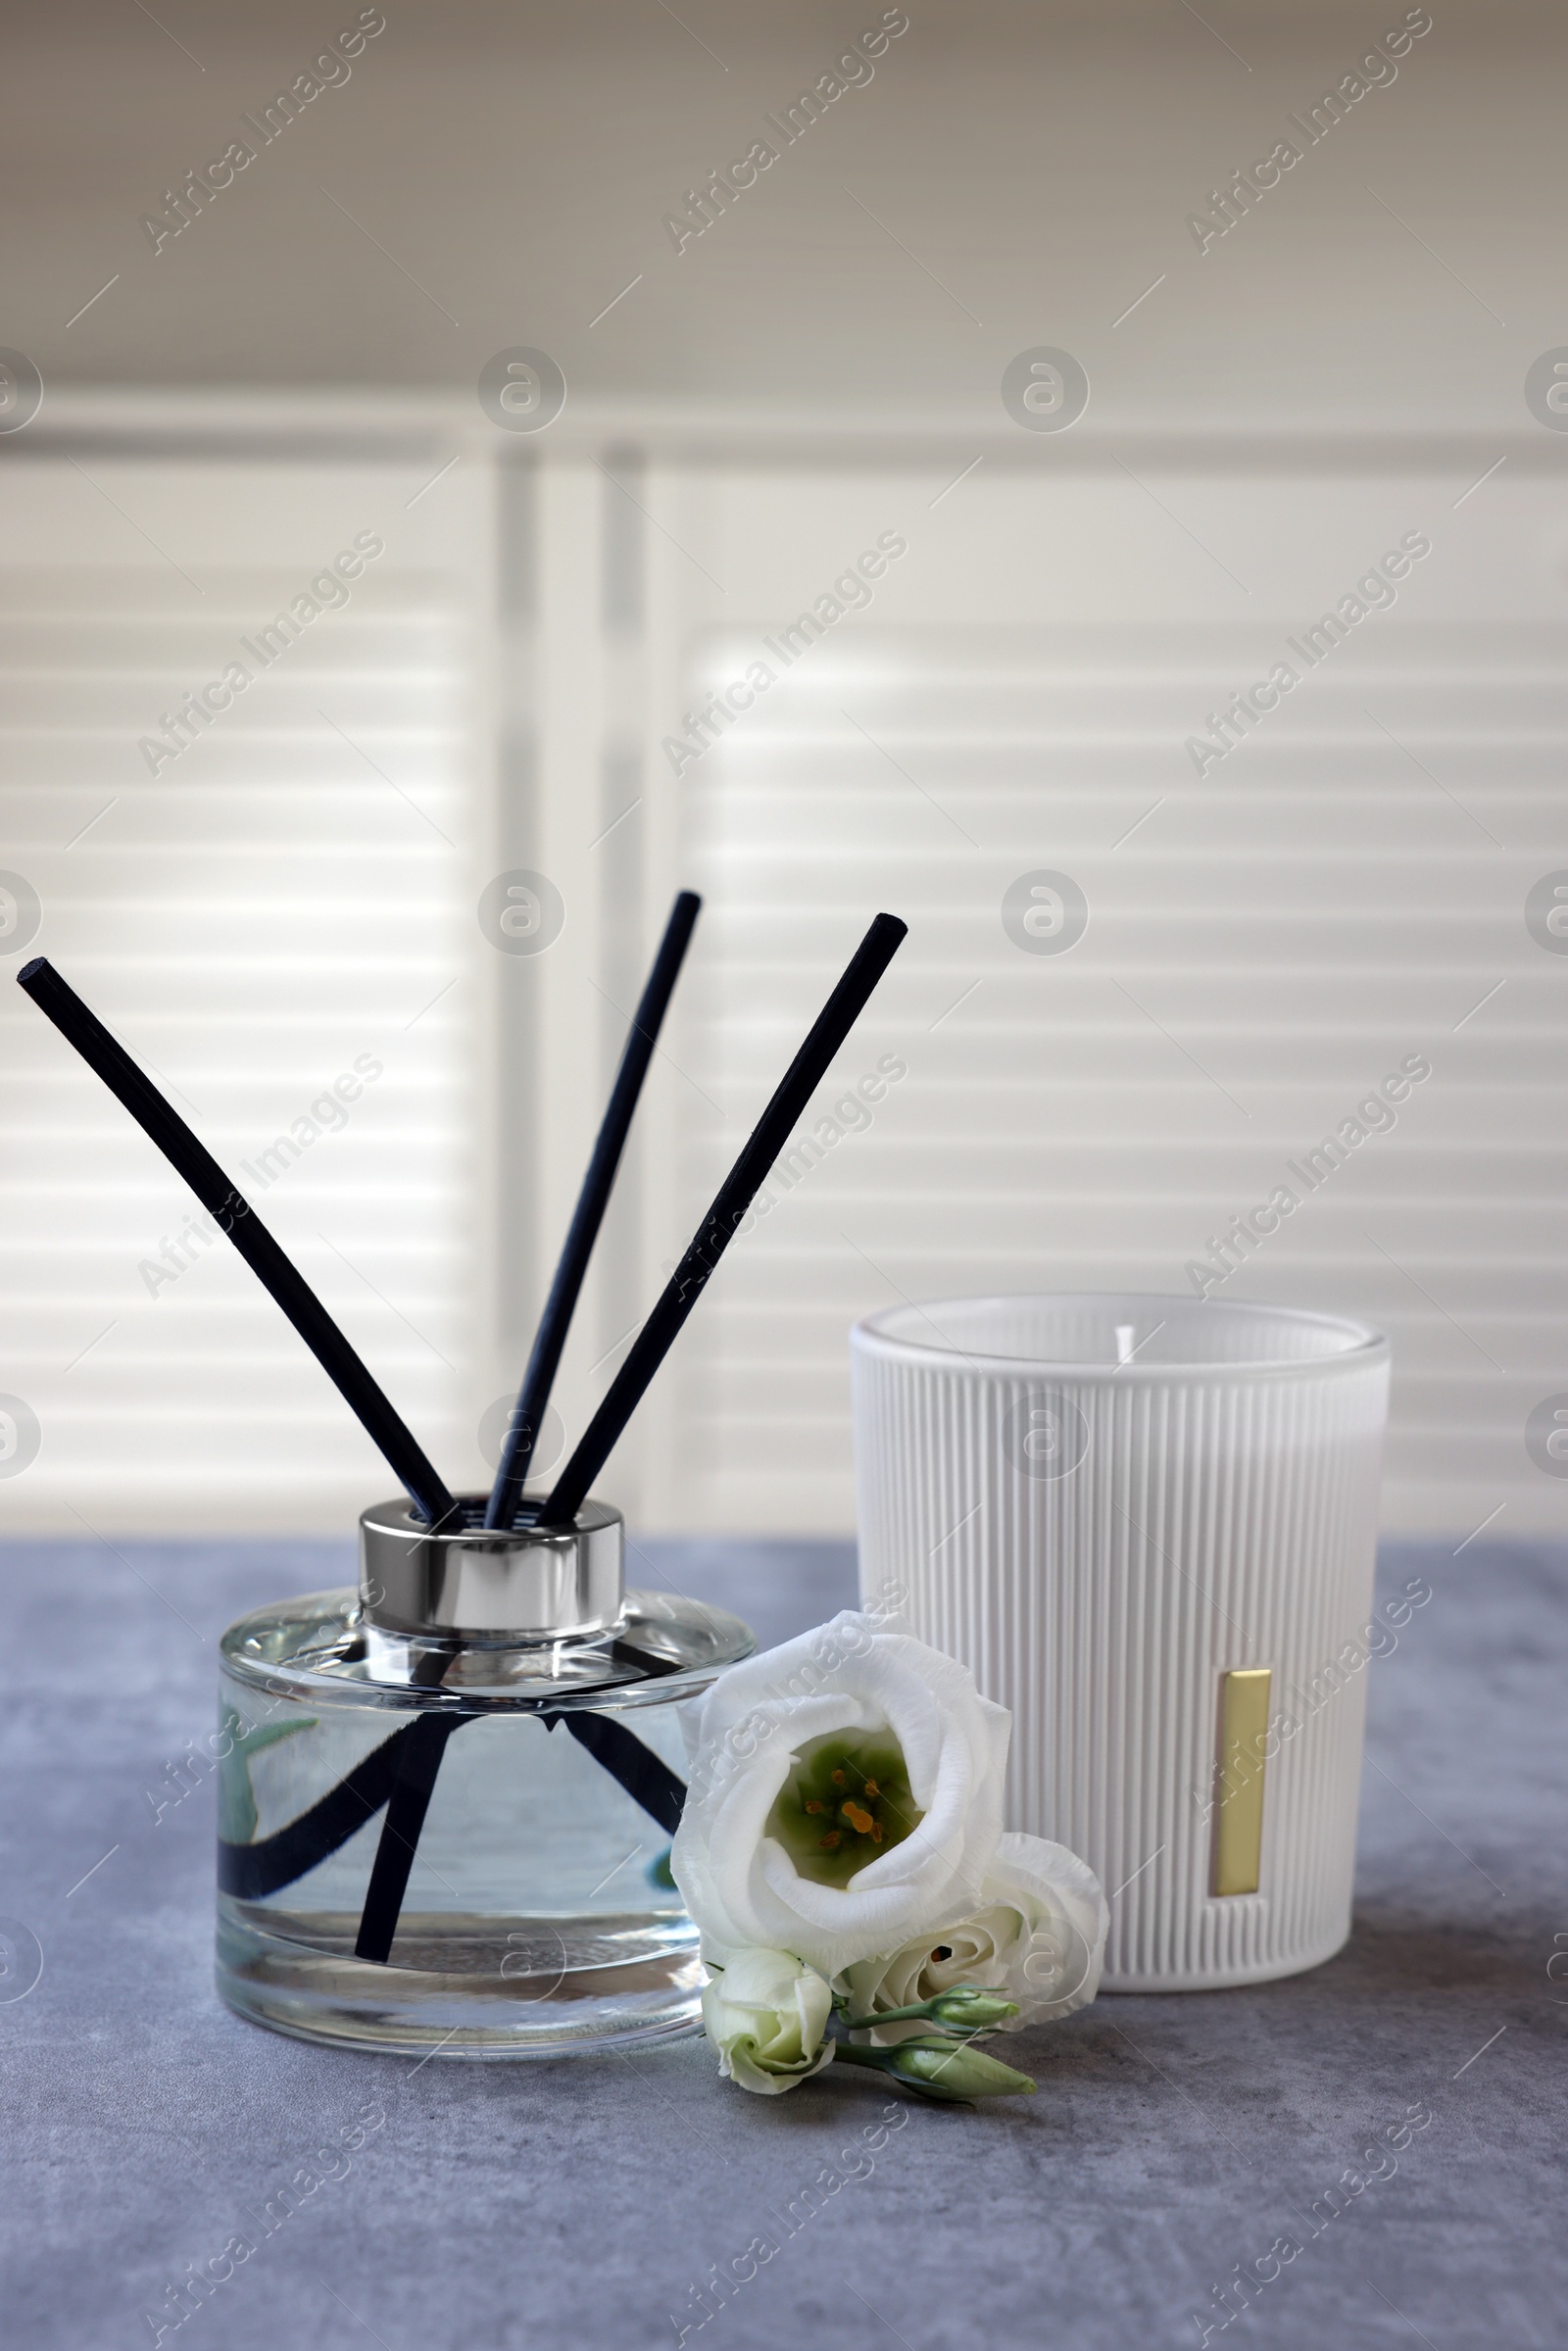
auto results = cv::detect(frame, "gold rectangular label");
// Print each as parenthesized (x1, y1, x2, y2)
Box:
(1212, 1667, 1272, 1897)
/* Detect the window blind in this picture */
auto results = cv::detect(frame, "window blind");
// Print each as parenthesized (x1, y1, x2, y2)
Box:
(627, 454, 1565, 1538)
(3, 431, 1559, 1541)
(0, 450, 488, 1531)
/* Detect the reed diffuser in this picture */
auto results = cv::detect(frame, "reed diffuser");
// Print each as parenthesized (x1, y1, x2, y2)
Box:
(19, 903, 906, 2055)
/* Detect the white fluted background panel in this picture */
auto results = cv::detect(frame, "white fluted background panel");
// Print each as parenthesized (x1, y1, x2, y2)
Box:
(852, 1294, 1390, 1988)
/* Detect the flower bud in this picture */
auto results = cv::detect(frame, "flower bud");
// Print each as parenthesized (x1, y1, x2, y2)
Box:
(859, 2034, 1037, 2100)
(701, 1948, 834, 2095)
(842, 1981, 1020, 2032)
(926, 1986, 1019, 2030)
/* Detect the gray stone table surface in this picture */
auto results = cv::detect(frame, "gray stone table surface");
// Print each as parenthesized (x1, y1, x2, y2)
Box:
(0, 1530, 1563, 2351)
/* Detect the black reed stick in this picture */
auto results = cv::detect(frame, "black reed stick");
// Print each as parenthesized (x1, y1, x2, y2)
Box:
(222, 1700, 688, 1904)
(352, 1709, 689, 1965)
(485, 891, 701, 1530)
(353, 1709, 466, 1965)
(16, 956, 456, 1529)
(540, 911, 907, 1524)
(352, 1655, 688, 1965)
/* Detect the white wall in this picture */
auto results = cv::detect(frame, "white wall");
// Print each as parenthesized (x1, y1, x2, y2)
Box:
(3, 0, 1558, 433)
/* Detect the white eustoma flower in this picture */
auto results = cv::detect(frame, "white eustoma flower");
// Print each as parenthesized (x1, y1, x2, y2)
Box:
(836, 1832, 1109, 2042)
(700, 1947, 835, 2095)
(671, 1608, 1009, 1981)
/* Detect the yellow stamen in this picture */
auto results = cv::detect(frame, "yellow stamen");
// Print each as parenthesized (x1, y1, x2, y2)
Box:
(818, 1830, 842, 1850)
(804, 1798, 825, 1815)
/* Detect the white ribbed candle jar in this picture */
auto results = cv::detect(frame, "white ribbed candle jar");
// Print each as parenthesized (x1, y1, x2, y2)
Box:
(852, 1295, 1391, 1990)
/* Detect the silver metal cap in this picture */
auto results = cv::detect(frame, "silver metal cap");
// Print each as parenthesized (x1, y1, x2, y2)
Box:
(359, 1495, 623, 1640)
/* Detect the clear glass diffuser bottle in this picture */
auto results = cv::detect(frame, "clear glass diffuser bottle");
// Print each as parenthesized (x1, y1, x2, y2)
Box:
(216, 1494, 753, 2057)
